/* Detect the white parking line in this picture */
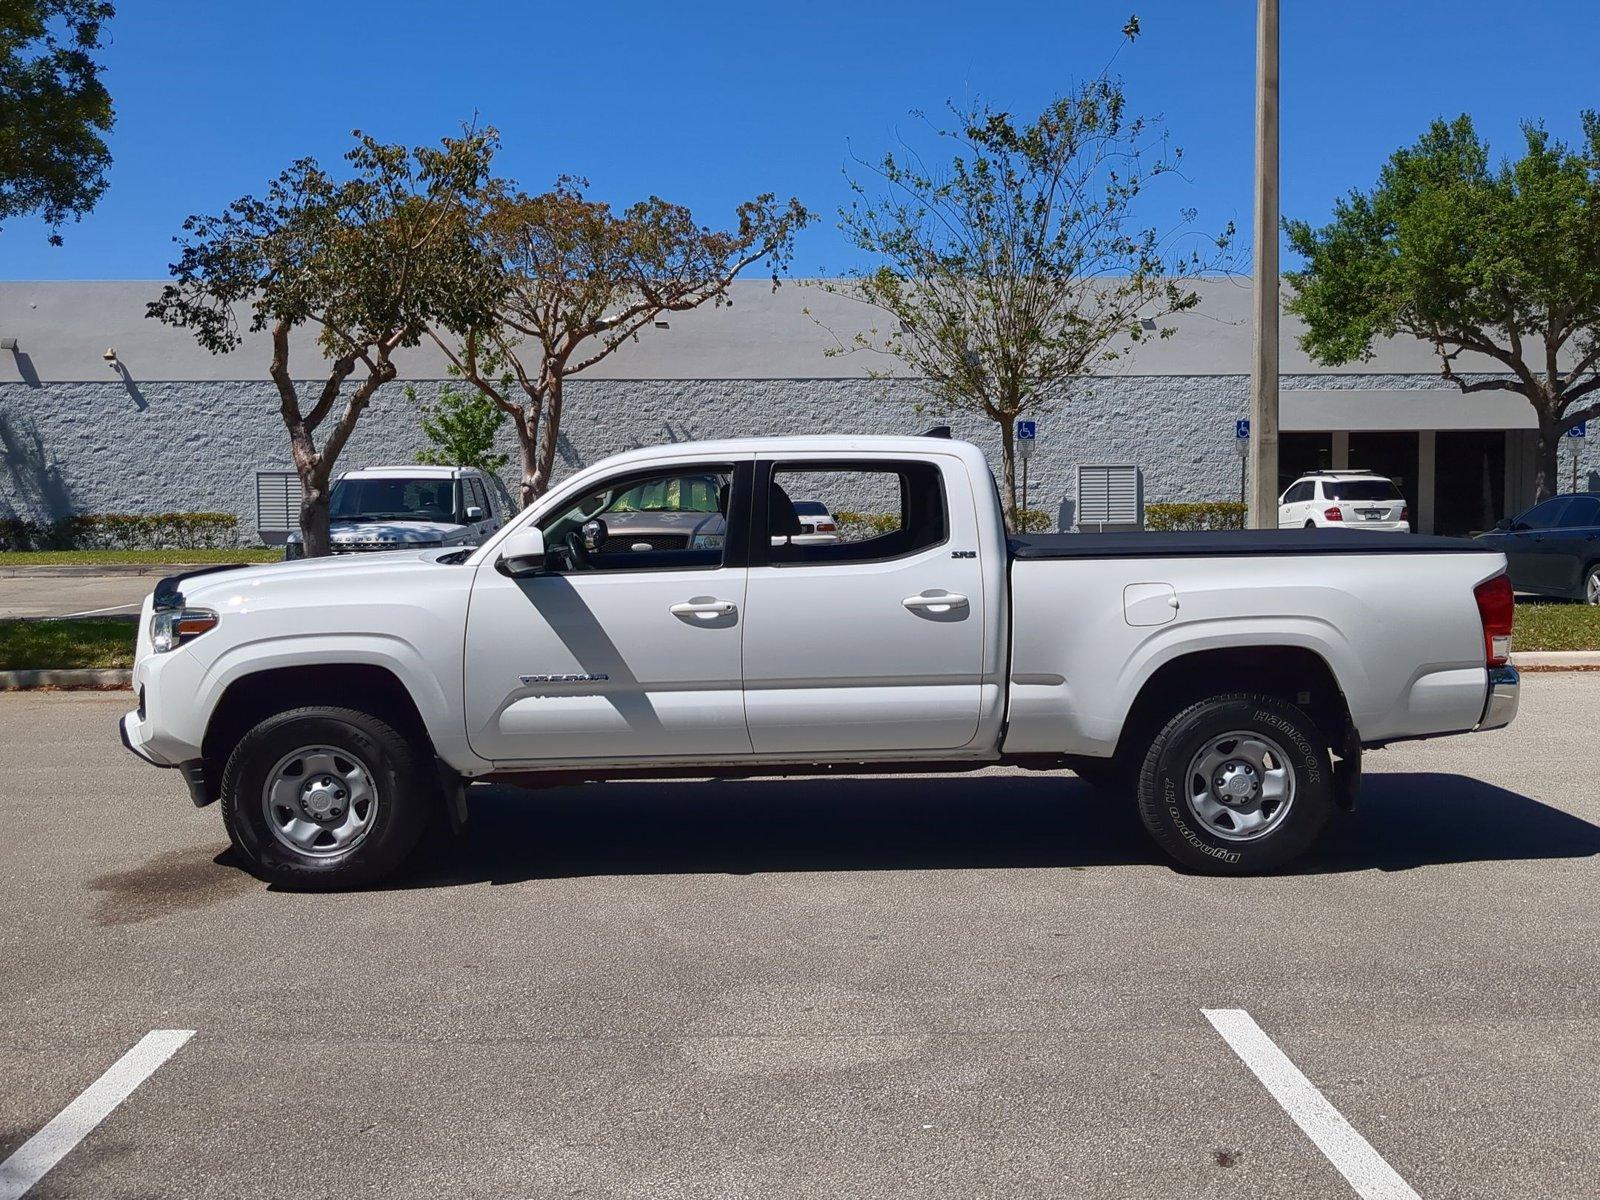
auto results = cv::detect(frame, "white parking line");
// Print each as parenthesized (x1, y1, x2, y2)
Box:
(0, 1029, 193, 1200)
(60, 602, 140, 617)
(1203, 1009, 1419, 1200)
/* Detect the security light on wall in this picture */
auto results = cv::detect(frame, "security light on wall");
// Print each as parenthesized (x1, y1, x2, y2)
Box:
(0, 337, 17, 351)
(103, 347, 119, 367)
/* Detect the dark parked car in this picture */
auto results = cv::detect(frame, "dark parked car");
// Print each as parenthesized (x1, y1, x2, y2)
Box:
(1475, 493, 1600, 603)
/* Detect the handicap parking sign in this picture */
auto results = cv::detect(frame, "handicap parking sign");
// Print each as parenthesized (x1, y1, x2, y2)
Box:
(1017, 420, 1037, 440)
(1567, 421, 1588, 438)
(1235, 419, 1250, 439)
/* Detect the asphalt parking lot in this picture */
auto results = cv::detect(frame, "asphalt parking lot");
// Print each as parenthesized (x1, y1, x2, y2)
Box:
(0, 572, 155, 619)
(2, 681, 1597, 1199)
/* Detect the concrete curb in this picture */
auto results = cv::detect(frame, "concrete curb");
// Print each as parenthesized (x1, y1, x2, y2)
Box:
(0, 668, 132, 690)
(1511, 651, 1600, 670)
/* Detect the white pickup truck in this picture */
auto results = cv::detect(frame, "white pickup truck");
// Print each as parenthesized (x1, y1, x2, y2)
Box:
(121, 435, 1520, 887)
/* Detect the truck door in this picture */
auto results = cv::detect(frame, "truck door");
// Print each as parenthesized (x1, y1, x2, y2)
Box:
(463, 459, 753, 763)
(739, 456, 987, 754)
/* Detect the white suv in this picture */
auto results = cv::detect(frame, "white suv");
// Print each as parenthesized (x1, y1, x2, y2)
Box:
(1279, 471, 1410, 532)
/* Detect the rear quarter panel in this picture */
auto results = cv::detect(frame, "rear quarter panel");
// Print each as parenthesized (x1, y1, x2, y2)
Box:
(1004, 549, 1507, 756)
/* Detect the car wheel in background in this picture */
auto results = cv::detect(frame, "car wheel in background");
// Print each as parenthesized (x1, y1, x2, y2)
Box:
(1134, 692, 1335, 875)
(1586, 565, 1600, 605)
(220, 705, 436, 889)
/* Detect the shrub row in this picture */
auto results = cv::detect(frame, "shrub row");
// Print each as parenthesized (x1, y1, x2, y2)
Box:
(1144, 501, 1247, 532)
(0, 512, 239, 552)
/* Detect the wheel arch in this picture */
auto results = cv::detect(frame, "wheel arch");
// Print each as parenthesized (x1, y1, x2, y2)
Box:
(1112, 644, 1355, 766)
(200, 664, 436, 804)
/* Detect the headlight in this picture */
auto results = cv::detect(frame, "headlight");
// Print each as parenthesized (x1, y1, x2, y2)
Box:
(151, 608, 218, 653)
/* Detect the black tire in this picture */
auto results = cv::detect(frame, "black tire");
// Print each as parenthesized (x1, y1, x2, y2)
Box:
(1303, 520, 1316, 529)
(220, 705, 437, 890)
(1135, 692, 1334, 875)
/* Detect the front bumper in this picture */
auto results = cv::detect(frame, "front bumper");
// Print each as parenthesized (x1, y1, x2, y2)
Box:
(1478, 665, 1520, 731)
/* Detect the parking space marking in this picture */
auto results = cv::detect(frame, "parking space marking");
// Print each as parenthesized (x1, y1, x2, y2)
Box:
(1204, 1009, 1419, 1200)
(60, 602, 141, 617)
(0, 1029, 193, 1200)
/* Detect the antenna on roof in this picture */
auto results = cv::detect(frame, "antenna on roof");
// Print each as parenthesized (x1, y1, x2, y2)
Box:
(921, 424, 952, 439)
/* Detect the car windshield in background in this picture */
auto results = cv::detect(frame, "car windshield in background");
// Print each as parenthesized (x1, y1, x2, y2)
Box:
(330, 478, 456, 522)
(1325, 480, 1402, 501)
(791, 501, 829, 516)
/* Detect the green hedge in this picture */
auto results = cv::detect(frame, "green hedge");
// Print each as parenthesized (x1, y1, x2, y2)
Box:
(1145, 502, 1247, 532)
(0, 512, 239, 552)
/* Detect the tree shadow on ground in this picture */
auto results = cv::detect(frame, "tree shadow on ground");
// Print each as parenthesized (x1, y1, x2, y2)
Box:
(402, 771, 1600, 888)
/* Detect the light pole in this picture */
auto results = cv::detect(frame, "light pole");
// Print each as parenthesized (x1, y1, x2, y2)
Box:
(1248, 0, 1281, 528)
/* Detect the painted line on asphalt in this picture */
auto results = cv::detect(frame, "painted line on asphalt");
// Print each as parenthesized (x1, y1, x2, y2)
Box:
(0, 1029, 194, 1200)
(1203, 1009, 1419, 1200)
(59, 602, 141, 617)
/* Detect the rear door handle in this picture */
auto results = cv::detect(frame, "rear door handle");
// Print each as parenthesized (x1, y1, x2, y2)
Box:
(670, 599, 737, 618)
(902, 591, 968, 613)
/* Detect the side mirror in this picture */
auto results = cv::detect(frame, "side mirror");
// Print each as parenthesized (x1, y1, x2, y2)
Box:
(496, 526, 547, 577)
(580, 518, 608, 553)
(1493, 518, 1512, 532)
(465, 505, 485, 522)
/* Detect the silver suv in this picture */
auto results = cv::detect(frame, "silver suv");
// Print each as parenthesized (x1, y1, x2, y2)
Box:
(284, 465, 513, 559)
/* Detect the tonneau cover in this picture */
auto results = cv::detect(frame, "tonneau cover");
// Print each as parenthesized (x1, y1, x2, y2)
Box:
(1009, 530, 1490, 560)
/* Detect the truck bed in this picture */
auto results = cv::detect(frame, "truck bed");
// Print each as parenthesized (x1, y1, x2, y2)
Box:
(1009, 530, 1485, 560)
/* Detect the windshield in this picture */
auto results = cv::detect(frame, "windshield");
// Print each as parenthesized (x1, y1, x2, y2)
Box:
(1324, 479, 1402, 501)
(330, 477, 458, 522)
(791, 500, 829, 516)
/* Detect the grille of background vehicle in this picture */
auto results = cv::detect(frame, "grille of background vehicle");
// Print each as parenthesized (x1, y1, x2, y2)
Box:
(331, 541, 435, 553)
(616, 534, 689, 551)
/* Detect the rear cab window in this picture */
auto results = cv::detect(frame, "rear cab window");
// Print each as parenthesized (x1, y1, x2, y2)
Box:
(759, 461, 947, 565)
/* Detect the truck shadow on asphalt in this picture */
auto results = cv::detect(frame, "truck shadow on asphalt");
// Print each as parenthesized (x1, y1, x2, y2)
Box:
(405, 771, 1600, 887)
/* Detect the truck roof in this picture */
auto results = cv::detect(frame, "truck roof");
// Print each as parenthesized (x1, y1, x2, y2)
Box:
(586, 435, 990, 473)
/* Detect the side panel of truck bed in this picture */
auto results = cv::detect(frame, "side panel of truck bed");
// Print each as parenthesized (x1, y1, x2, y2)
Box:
(1004, 546, 1506, 757)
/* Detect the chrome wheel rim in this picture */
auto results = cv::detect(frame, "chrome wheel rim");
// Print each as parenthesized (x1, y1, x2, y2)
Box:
(1184, 730, 1296, 842)
(261, 745, 378, 858)
(1587, 571, 1600, 606)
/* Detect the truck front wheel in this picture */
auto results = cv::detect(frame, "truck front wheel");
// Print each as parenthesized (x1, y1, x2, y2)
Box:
(219, 705, 434, 889)
(1135, 693, 1334, 874)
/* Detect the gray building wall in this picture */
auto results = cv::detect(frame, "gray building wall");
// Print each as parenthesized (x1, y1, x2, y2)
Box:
(3, 281, 1598, 540)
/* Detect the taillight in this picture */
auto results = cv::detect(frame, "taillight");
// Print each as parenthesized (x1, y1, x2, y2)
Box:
(1324, 506, 1343, 522)
(1473, 573, 1514, 667)
(817, 522, 838, 532)
(1401, 506, 1409, 523)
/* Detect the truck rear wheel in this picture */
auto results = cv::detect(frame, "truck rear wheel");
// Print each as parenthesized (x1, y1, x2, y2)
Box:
(1135, 693, 1333, 874)
(219, 705, 434, 890)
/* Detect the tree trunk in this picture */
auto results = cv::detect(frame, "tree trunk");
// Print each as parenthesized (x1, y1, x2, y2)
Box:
(997, 412, 1019, 529)
(298, 465, 331, 558)
(1533, 413, 1561, 505)
(516, 421, 541, 509)
(529, 374, 564, 501)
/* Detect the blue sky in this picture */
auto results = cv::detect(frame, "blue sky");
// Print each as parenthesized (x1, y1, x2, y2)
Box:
(5, 0, 1599, 279)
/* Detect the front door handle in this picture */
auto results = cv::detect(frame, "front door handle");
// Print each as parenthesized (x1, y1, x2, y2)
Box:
(670, 599, 737, 619)
(902, 591, 969, 613)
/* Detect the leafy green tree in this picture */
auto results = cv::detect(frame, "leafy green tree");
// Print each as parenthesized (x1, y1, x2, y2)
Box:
(436, 177, 810, 505)
(820, 22, 1230, 525)
(148, 129, 497, 556)
(1287, 114, 1600, 502)
(409, 381, 509, 476)
(0, 0, 115, 243)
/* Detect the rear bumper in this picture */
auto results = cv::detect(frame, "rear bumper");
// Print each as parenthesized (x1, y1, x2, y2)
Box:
(1478, 665, 1520, 731)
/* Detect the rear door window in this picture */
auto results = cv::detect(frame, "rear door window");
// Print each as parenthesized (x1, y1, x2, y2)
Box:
(1556, 495, 1600, 528)
(763, 462, 946, 565)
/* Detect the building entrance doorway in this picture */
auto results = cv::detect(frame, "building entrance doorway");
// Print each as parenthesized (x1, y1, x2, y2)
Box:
(1348, 432, 1419, 523)
(1434, 431, 1506, 536)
